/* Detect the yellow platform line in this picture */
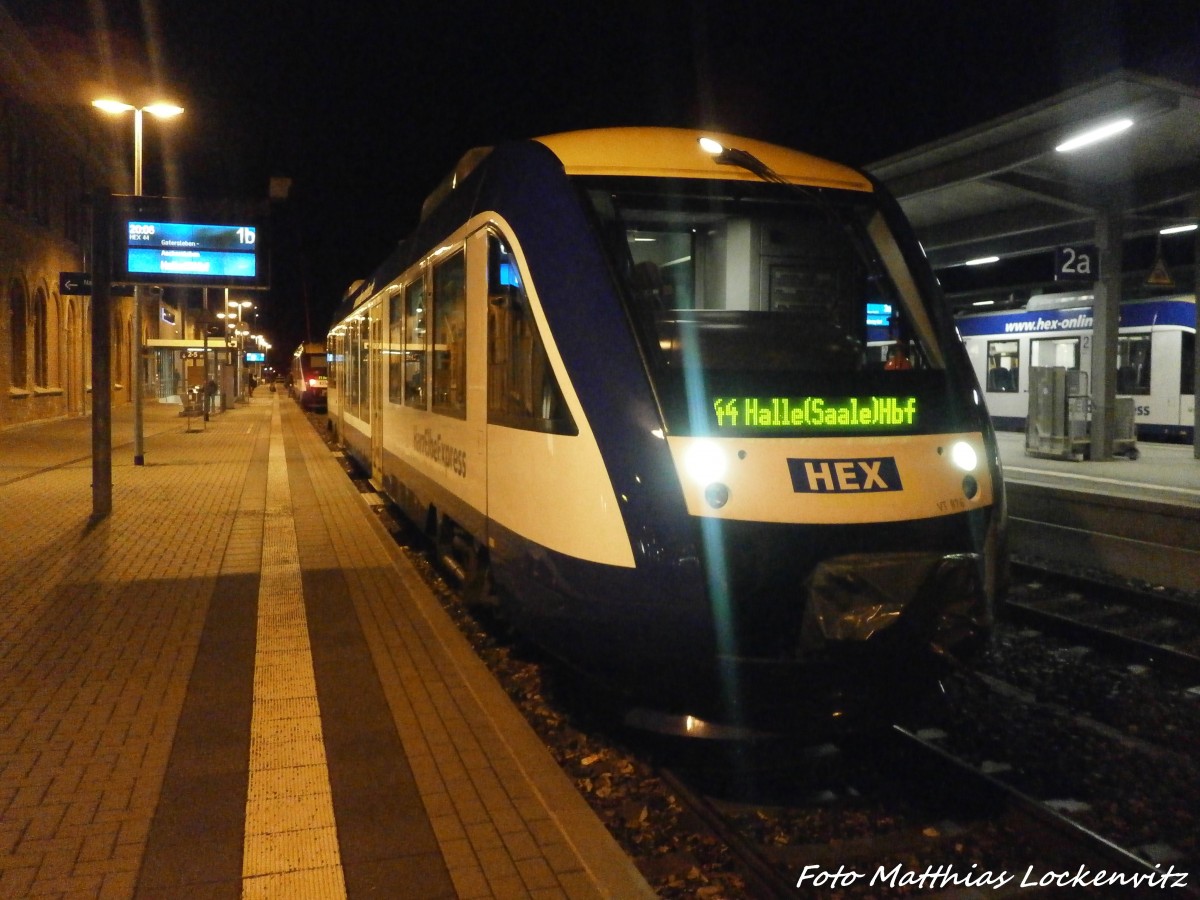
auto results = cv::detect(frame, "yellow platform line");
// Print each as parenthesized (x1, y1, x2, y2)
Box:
(242, 399, 347, 899)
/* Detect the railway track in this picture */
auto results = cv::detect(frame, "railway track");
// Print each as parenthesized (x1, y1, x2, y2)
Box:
(658, 720, 1198, 899)
(1005, 563, 1200, 682)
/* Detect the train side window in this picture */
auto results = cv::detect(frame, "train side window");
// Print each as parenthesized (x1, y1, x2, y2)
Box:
(404, 278, 427, 407)
(1183, 332, 1195, 396)
(327, 333, 339, 392)
(486, 233, 576, 434)
(1116, 334, 1151, 395)
(986, 339, 1019, 392)
(387, 286, 403, 405)
(432, 251, 467, 418)
(1031, 336, 1079, 370)
(355, 312, 369, 420)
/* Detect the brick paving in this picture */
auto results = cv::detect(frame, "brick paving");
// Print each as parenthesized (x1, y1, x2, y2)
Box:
(0, 397, 653, 899)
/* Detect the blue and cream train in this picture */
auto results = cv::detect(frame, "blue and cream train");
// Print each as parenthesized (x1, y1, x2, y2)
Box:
(957, 293, 1196, 442)
(326, 128, 1006, 733)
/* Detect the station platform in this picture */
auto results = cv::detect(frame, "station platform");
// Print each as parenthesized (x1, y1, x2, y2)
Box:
(994, 430, 1200, 508)
(0, 396, 655, 899)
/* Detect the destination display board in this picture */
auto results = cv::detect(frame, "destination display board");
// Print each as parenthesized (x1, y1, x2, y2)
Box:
(112, 196, 270, 289)
(711, 395, 919, 431)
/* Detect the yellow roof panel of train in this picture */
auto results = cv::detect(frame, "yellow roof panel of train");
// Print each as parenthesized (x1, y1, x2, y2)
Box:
(535, 127, 873, 192)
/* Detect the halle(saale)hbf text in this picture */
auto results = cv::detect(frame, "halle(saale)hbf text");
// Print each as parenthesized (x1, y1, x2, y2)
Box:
(713, 396, 917, 429)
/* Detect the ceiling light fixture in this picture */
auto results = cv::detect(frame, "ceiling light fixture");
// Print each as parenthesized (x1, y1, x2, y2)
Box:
(1055, 118, 1134, 153)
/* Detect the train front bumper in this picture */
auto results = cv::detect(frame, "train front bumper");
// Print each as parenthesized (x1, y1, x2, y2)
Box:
(800, 550, 989, 658)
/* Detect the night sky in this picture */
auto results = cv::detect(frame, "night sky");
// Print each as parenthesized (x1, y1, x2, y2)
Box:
(9, 0, 1200, 360)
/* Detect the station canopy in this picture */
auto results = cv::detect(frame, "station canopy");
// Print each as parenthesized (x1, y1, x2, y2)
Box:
(868, 70, 1200, 310)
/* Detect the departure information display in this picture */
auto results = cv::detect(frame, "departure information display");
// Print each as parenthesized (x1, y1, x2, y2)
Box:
(112, 197, 269, 289)
(126, 221, 257, 278)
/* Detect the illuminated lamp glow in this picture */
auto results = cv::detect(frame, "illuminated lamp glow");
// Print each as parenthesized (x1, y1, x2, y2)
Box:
(965, 256, 1000, 266)
(698, 136, 725, 155)
(91, 98, 134, 113)
(143, 103, 184, 118)
(1160, 223, 1198, 235)
(1054, 118, 1133, 153)
(684, 440, 727, 484)
(950, 441, 978, 472)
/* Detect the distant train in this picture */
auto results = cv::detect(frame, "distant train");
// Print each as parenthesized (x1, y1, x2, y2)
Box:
(957, 293, 1196, 442)
(326, 127, 1006, 734)
(290, 341, 328, 412)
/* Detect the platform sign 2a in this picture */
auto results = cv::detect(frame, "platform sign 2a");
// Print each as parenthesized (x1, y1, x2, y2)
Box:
(1055, 244, 1097, 283)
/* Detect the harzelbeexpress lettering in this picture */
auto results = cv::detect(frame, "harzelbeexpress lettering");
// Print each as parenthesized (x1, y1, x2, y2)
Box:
(787, 457, 903, 493)
(413, 428, 467, 477)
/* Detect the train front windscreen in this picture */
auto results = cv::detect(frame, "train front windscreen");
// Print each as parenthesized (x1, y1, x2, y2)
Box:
(580, 177, 965, 438)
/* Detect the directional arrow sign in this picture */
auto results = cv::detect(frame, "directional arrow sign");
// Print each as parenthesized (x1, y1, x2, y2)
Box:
(59, 272, 92, 295)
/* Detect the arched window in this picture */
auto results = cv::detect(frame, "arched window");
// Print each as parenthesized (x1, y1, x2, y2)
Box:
(9, 279, 27, 389)
(33, 286, 48, 387)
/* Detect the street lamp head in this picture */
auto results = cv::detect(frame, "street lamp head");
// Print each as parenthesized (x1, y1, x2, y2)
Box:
(144, 103, 184, 119)
(92, 99, 135, 114)
(92, 98, 184, 118)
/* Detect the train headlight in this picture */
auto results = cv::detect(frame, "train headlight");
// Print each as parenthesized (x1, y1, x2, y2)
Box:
(950, 441, 978, 472)
(684, 440, 727, 484)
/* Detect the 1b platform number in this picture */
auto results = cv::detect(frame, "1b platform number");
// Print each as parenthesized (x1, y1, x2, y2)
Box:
(1055, 244, 1097, 283)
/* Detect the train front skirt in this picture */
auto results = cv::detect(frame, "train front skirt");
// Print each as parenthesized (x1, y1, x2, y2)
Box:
(801, 551, 986, 655)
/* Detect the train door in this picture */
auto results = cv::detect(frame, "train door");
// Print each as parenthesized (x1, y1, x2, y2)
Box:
(328, 330, 345, 441)
(370, 303, 384, 482)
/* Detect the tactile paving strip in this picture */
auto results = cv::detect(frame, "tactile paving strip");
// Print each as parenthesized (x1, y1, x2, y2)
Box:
(241, 405, 347, 898)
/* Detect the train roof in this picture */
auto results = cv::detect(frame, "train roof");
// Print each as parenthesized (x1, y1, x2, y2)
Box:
(534, 127, 873, 191)
(332, 128, 878, 324)
(955, 293, 1196, 337)
(959, 293, 1195, 318)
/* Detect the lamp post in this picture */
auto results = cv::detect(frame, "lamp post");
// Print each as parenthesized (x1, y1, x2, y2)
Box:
(226, 298, 254, 401)
(92, 98, 184, 465)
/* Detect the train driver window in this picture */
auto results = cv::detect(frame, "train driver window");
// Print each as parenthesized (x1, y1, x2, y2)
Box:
(486, 233, 575, 434)
(404, 279, 427, 407)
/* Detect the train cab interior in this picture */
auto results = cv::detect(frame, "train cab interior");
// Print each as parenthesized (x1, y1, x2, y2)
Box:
(583, 179, 945, 393)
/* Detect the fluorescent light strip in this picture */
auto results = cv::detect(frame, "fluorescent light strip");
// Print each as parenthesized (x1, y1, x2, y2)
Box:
(1055, 118, 1133, 153)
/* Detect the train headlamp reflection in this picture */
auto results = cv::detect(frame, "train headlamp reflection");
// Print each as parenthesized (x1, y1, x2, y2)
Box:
(962, 475, 979, 500)
(950, 441, 977, 472)
(704, 483, 730, 509)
